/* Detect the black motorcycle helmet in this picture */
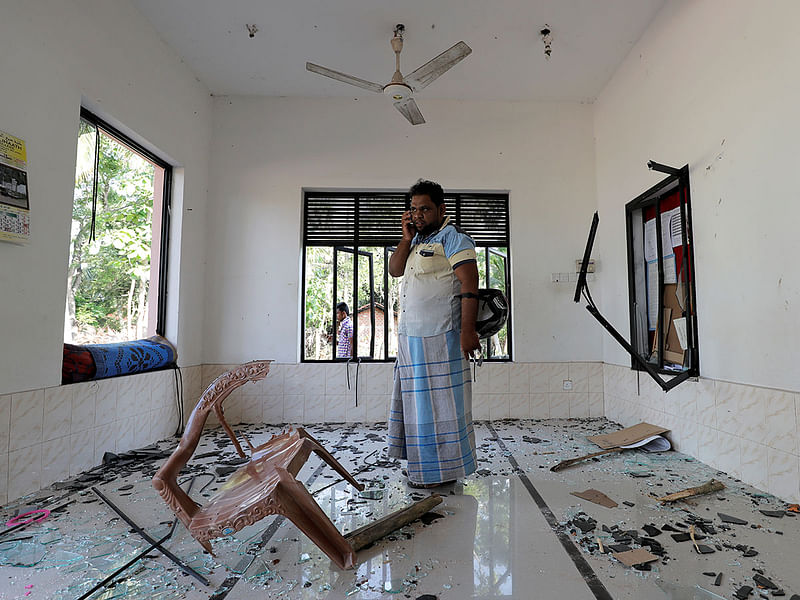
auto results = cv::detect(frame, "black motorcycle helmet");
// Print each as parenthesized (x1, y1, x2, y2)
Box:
(475, 289, 509, 339)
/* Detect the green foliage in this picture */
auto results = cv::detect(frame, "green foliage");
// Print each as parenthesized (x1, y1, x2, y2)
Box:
(304, 247, 334, 358)
(304, 246, 394, 359)
(67, 121, 156, 342)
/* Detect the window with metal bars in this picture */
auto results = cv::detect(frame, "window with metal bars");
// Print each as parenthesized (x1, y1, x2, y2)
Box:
(302, 191, 511, 362)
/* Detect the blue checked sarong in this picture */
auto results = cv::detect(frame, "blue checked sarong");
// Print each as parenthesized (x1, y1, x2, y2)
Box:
(387, 329, 477, 485)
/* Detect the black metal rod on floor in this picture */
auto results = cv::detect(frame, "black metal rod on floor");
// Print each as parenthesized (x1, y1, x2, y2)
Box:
(91, 486, 209, 585)
(78, 477, 203, 599)
(75, 531, 173, 600)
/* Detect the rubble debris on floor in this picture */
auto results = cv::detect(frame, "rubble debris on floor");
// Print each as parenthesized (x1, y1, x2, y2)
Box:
(0, 418, 798, 599)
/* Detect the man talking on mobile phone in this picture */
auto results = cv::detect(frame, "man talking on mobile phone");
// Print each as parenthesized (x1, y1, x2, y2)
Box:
(387, 179, 479, 489)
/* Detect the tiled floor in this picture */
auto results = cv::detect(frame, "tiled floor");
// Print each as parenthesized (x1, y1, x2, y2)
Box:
(1, 419, 798, 599)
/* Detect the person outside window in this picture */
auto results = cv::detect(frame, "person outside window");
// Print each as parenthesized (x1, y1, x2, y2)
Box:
(335, 302, 353, 359)
(386, 179, 480, 489)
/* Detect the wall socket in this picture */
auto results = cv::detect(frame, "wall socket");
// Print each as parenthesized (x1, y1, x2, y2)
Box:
(576, 258, 595, 273)
(562, 379, 573, 391)
(553, 272, 595, 284)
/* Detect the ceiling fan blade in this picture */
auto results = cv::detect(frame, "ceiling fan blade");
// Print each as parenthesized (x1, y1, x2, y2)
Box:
(404, 41, 472, 91)
(394, 98, 425, 125)
(306, 62, 384, 93)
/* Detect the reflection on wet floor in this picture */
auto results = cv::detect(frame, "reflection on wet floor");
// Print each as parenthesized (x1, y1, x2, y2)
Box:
(1, 419, 798, 599)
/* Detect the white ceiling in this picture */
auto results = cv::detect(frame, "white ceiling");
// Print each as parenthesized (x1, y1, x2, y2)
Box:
(131, 0, 665, 102)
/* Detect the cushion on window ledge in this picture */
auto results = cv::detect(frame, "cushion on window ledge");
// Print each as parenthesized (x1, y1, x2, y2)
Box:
(62, 335, 177, 384)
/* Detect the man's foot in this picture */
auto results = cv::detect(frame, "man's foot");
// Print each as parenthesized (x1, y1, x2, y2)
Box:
(406, 479, 456, 489)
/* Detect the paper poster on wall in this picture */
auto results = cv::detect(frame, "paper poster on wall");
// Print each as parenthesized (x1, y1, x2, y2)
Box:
(0, 130, 30, 243)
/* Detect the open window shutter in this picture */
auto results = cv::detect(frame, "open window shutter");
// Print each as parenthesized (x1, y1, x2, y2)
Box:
(454, 194, 509, 246)
(356, 196, 407, 246)
(304, 195, 407, 246)
(304, 196, 356, 246)
(304, 193, 509, 247)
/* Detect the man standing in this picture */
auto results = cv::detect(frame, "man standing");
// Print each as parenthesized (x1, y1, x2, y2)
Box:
(387, 179, 480, 488)
(335, 302, 353, 359)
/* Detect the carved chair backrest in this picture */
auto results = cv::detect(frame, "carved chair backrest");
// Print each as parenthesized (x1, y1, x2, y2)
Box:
(152, 360, 271, 531)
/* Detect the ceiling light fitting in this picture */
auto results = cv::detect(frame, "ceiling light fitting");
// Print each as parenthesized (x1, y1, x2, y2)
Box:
(383, 82, 412, 102)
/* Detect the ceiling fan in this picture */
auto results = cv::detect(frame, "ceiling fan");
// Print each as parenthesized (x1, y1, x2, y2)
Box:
(306, 24, 472, 125)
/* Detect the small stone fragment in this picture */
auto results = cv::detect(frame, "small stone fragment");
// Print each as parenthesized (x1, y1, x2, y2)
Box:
(752, 574, 777, 590)
(733, 585, 752, 599)
(642, 524, 662, 537)
(718, 513, 748, 525)
(573, 518, 596, 534)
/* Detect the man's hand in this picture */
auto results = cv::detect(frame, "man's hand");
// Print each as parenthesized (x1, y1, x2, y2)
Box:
(461, 328, 481, 359)
(388, 215, 413, 277)
(401, 211, 415, 242)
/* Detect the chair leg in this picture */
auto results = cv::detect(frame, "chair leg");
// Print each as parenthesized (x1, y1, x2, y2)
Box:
(273, 467, 357, 570)
(297, 428, 365, 491)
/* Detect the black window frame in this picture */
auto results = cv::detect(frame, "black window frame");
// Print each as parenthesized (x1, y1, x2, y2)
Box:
(625, 164, 699, 378)
(76, 107, 173, 336)
(301, 190, 511, 362)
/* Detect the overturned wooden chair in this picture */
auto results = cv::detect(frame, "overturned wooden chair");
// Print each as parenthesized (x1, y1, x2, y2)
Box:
(152, 360, 365, 569)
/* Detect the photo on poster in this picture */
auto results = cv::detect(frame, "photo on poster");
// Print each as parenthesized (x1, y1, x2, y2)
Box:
(0, 163, 29, 210)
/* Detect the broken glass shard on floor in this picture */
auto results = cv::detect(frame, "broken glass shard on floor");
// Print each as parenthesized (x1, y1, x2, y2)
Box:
(0, 541, 47, 566)
(359, 489, 384, 500)
(384, 578, 406, 593)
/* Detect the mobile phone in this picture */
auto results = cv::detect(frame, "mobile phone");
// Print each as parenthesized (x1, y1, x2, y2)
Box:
(403, 210, 415, 235)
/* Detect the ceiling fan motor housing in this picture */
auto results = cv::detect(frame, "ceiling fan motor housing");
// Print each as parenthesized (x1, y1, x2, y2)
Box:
(383, 82, 413, 102)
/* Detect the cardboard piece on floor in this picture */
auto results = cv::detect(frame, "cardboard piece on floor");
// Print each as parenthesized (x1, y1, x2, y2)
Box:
(587, 423, 669, 450)
(571, 489, 618, 508)
(613, 547, 659, 567)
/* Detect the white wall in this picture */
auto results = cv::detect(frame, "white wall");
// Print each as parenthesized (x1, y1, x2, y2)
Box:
(0, 0, 213, 395)
(594, 0, 800, 392)
(204, 96, 601, 364)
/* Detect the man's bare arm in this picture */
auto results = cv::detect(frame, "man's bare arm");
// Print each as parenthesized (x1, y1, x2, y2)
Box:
(454, 261, 481, 359)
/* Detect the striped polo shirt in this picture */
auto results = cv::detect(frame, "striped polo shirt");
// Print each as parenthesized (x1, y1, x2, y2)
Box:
(398, 216, 477, 337)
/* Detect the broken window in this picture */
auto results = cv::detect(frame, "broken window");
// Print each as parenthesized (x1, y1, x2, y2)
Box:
(626, 163, 699, 379)
(302, 191, 511, 361)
